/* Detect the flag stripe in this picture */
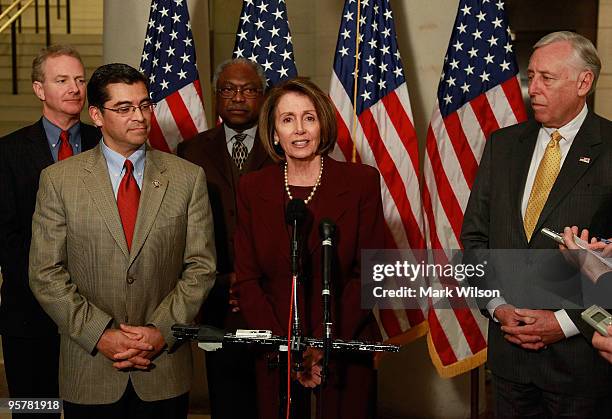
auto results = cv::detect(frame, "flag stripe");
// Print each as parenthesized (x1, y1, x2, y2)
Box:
(179, 82, 208, 133)
(427, 308, 458, 365)
(425, 126, 465, 244)
(149, 114, 172, 153)
(333, 107, 356, 163)
(469, 94, 500, 141)
(502, 76, 528, 122)
(443, 112, 479, 189)
(485, 83, 518, 129)
(153, 99, 183, 151)
(381, 90, 420, 174)
(165, 90, 199, 141)
(359, 107, 424, 249)
(456, 103, 488, 167)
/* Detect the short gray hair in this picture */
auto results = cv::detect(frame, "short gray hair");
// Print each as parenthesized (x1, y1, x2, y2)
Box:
(31, 44, 84, 83)
(212, 58, 267, 92)
(534, 31, 601, 95)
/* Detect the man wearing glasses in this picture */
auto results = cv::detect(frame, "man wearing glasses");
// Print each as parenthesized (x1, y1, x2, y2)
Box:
(178, 58, 272, 419)
(29, 63, 216, 418)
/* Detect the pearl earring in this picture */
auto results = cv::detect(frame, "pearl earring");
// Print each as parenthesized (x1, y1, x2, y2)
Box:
(274, 139, 279, 145)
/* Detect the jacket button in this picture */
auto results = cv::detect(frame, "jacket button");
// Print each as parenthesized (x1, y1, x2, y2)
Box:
(127, 276, 135, 284)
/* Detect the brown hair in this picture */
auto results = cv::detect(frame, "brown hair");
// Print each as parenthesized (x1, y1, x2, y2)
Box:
(259, 77, 337, 162)
(31, 44, 84, 83)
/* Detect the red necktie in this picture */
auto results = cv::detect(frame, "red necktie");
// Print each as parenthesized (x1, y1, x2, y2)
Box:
(57, 130, 73, 161)
(117, 160, 140, 250)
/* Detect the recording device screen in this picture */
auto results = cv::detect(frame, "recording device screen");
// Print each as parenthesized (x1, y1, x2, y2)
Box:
(592, 312, 607, 323)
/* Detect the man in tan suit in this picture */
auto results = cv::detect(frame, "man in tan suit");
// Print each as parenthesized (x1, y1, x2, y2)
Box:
(29, 63, 216, 418)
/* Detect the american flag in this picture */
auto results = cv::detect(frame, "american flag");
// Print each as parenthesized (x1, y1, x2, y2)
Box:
(233, 0, 297, 86)
(139, 0, 208, 153)
(329, 0, 428, 342)
(422, 0, 527, 376)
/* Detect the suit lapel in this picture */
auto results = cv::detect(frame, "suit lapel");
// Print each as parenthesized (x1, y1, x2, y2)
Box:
(509, 121, 539, 245)
(26, 119, 54, 173)
(208, 127, 235, 186)
(257, 165, 291, 261)
(129, 149, 168, 265)
(82, 145, 130, 258)
(536, 112, 602, 233)
(307, 158, 349, 253)
(243, 134, 270, 172)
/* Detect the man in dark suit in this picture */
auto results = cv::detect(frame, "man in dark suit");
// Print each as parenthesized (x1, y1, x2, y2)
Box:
(461, 31, 612, 418)
(177, 58, 273, 419)
(0, 45, 98, 415)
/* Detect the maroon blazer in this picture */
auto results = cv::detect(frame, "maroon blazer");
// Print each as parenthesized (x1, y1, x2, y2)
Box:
(234, 157, 384, 341)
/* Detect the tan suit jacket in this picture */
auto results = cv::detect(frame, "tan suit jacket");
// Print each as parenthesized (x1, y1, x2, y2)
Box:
(29, 144, 216, 404)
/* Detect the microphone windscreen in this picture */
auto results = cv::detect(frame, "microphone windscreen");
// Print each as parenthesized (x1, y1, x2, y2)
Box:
(319, 218, 336, 240)
(286, 199, 306, 224)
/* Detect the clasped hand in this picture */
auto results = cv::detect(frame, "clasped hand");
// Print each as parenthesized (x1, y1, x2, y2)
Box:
(96, 324, 166, 370)
(495, 304, 565, 350)
(294, 347, 323, 388)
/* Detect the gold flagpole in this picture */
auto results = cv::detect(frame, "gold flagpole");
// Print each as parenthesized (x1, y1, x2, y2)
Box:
(350, 0, 362, 163)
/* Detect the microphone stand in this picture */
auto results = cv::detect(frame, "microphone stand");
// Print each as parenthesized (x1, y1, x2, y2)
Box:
(288, 199, 304, 369)
(285, 199, 306, 419)
(319, 218, 335, 385)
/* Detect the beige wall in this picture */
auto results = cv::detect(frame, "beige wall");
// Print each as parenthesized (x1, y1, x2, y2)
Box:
(597, 0, 612, 120)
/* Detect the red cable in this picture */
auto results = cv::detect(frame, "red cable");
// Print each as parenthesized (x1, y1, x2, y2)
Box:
(286, 274, 296, 419)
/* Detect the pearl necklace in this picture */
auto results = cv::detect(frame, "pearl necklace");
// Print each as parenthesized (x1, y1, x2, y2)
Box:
(284, 156, 324, 205)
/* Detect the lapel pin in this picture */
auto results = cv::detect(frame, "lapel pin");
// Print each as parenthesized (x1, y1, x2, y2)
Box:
(579, 157, 591, 164)
(153, 180, 161, 188)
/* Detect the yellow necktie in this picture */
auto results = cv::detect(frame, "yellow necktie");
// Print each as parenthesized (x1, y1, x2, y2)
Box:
(523, 130, 562, 241)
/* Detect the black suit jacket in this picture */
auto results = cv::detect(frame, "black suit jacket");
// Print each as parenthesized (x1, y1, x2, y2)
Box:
(177, 125, 273, 328)
(0, 119, 99, 337)
(461, 111, 612, 396)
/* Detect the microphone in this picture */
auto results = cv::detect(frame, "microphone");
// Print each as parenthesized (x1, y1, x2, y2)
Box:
(319, 218, 336, 384)
(285, 198, 306, 225)
(286, 199, 306, 276)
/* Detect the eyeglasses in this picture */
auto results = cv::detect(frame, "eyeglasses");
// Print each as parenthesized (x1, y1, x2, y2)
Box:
(217, 85, 262, 99)
(101, 103, 157, 116)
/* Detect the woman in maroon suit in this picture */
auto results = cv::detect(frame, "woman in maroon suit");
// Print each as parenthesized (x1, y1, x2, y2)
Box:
(234, 77, 385, 419)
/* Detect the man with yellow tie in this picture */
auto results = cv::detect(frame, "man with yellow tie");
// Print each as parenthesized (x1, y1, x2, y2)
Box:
(0, 45, 98, 415)
(462, 32, 612, 418)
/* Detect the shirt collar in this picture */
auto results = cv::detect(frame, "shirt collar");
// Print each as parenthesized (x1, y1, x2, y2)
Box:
(100, 139, 146, 176)
(224, 124, 257, 144)
(42, 117, 80, 147)
(541, 104, 588, 143)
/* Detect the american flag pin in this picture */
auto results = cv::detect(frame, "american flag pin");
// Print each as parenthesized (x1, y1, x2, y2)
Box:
(579, 157, 591, 164)
(153, 180, 161, 188)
